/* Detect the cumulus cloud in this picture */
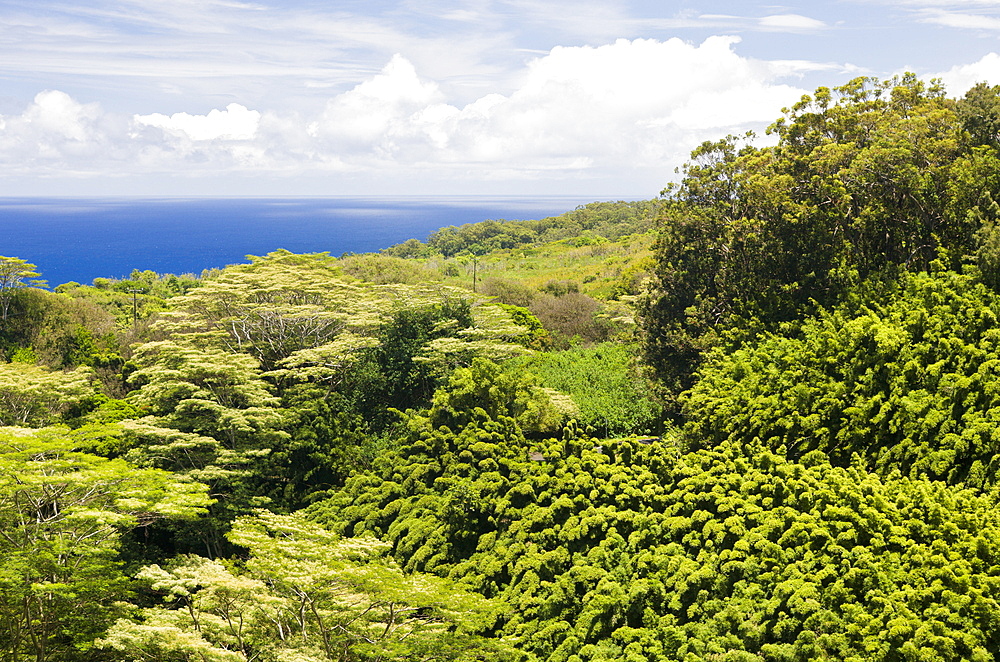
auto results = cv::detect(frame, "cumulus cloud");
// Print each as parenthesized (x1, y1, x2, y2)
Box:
(933, 52, 1000, 94)
(299, 37, 810, 176)
(0, 37, 818, 190)
(309, 54, 445, 149)
(134, 103, 260, 140)
(128, 104, 267, 171)
(0, 90, 127, 171)
(468, 37, 804, 162)
(24, 90, 101, 142)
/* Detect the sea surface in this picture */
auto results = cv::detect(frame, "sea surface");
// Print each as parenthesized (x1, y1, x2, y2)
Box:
(0, 196, 591, 287)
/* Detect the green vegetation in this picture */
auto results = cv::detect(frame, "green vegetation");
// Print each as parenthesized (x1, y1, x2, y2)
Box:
(511, 342, 660, 436)
(641, 74, 998, 403)
(382, 200, 662, 258)
(10, 73, 1000, 661)
(683, 268, 1000, 487)
(314, 429, 1000, 662)
(100, 511, 513, 662)
(0, 426, 211, 661)
(0, 256, 43, 321)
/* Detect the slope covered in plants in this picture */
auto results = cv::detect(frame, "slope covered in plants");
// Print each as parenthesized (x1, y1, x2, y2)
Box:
(7, 73, 1000, 662)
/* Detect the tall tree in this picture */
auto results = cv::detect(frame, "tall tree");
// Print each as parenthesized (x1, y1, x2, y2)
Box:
(642, 75, 993, 402)
(0, 363, 96, 426)
(957, 81, 1000, 149)
(100, 511, 512, 662)
(0, 256, 41, 321)
(0, 427, 211, 662)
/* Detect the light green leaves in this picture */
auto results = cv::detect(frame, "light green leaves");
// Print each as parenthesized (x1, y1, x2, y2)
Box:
(512, 342, 660, 437)
(316, 427, 1000, 661)
(683, 270, 1000, 487)
(102, 511, 509, 662)
(0, 362, 97, 426)
(642, 74, 989, 402)
(0, 255, 42, 320)
(0, 426, 211, 661)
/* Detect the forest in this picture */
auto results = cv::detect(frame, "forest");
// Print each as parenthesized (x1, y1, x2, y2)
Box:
(5, 74, 1000, 661)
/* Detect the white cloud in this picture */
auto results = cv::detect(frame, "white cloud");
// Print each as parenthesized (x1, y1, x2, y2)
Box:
(918, 9, 1000, 28)
(23, 90, 101, 142)
(0, 1, 424, 113)
(486, 37, 799, 155)
(310, 54, 445, 148)
(758, 14, 828, 31)
(872, 1, 1000, 31)
(0, 90, 124, 171)
(0, 37, 816, 192)
(897, 0, 1000, 6)
(301, 37, 810, 176)
(134, 104, 261, 141)
(933, 52, 1000, 94)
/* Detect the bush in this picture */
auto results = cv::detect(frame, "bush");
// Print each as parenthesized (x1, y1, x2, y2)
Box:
(480, 277, 538, 307)
(514, 342, 660, 436)
(340, 253, 431, 284)
(683, 269, 1000, 487)
(529, 292, 611, 347)
(540, 279, 580, 297)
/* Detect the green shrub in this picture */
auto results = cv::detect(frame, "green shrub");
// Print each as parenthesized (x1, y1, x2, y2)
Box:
(513, 342, 660, 437)
(684, 269, 1000, 487)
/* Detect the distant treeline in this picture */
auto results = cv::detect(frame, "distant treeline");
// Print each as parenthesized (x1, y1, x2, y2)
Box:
(382, 199, 662, 257)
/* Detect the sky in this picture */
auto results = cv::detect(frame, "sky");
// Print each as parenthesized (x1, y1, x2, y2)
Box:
(4, 1, 1000, 198)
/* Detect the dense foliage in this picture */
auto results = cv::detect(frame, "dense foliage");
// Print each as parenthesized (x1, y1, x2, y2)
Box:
(683, 269, 1000, 487)
(9, 74, 1000, 662)
(0, 426, 211, 661)
(641, 75, 1000, 400)
(511, 342, 660, 436)
(100, 511, 514, 662)
(312, 395, 1000, 661)
(383, 200, 661, 258)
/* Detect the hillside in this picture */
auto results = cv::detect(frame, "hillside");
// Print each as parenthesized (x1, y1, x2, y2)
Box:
(4, 74, 1000, 661)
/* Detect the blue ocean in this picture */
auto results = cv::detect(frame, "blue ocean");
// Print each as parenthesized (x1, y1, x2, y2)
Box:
(0, 196, 591, 287)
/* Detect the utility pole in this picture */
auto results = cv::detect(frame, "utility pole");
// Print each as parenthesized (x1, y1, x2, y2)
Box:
(127, 288, 143, 327)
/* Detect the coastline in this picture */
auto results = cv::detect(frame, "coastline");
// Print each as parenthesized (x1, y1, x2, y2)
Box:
(2, 195, 600, 286)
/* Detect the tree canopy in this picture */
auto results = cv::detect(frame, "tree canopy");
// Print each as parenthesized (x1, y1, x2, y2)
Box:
(641, 75, 1000, 402)
(100, 510, 513, 662)
(0, 255, 42, 321)
(0, 426, 211, 662)
(683, 269, 1000, 487)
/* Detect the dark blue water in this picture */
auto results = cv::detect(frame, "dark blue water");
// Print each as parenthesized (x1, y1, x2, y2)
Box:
(0, 196, 589, 287)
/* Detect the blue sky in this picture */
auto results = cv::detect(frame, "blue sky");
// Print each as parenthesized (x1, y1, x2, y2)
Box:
(3, 0, 1000, 197)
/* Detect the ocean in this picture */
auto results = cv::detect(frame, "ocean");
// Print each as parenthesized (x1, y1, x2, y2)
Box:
(0, 196, 592, 287)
